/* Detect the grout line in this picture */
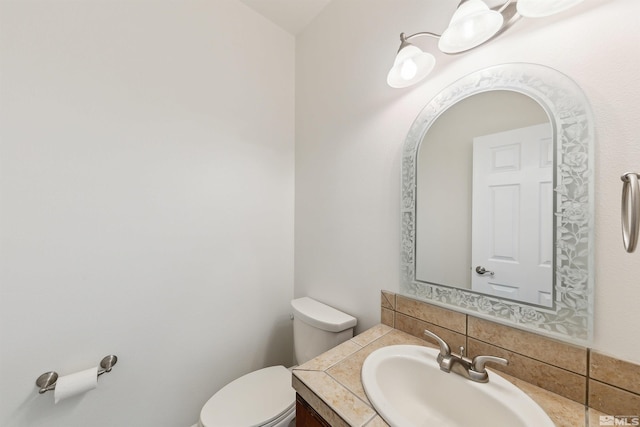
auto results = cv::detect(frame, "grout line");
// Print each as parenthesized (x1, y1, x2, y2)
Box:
(589, 377, 640, 398)
(325, 369, 373, 410)
(467, 335, 586, 377)
(294, 372, 354, 427)
(584, 402, 590, 427)
(395, 311, 469, 340)
(362, 413, 377, 427)
(465, 313, 469, 352)
(586, 348, 591, 405)
(381, 291, 393, 309)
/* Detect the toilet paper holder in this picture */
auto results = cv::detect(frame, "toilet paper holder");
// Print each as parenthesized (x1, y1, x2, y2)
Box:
(35, 355, 118, 394)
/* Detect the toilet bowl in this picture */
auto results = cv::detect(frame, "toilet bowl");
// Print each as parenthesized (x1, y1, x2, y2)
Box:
(197, 297, 356, 427)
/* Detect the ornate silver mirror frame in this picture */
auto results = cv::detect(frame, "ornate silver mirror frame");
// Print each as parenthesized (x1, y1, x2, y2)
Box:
(400, 63, 594, 345)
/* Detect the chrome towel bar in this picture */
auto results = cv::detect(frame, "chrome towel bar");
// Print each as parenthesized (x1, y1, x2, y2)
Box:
(621, 172, 640, 253)
(35, 355, 118, 394)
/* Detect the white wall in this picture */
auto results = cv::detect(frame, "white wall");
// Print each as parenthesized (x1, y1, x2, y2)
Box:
(295, 0, 640, 363)
(0, 1, 294, 426)
(2, 0, 638, 424)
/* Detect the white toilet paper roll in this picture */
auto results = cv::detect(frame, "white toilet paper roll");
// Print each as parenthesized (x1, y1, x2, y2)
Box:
(54, 366, 98, 404)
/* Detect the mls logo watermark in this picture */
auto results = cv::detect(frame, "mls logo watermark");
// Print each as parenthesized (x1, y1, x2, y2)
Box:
(600, 415, 640, 426)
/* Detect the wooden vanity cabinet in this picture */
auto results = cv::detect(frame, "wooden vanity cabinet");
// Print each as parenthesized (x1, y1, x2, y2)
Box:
(295, 394, 331, 427)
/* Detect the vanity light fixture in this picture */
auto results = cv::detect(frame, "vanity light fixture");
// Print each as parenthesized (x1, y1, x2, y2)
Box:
(387, 32, 438, 88)
(438, 0, 505, 54)
(387, 0, 584, 88)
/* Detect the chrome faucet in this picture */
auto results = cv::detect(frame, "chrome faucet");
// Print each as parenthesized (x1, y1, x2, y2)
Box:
(423, 329, 508, 383)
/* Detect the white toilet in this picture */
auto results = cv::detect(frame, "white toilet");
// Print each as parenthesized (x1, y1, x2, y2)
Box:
(197, 297, 357, 427)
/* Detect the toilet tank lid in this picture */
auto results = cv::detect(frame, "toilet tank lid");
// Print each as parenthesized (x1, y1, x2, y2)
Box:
(291, 297, 357, 332)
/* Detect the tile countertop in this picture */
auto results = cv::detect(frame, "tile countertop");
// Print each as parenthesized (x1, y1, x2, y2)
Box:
(292, 324, 606, 427)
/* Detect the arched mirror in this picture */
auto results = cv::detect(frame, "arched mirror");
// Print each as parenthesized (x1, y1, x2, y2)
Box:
(400, 63, 594, 344)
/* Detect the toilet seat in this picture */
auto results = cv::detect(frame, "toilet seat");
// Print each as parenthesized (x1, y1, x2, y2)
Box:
(199, 365, 295, 427)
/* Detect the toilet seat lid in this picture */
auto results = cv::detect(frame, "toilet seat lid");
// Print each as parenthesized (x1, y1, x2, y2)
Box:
(200, 365, 295, 427)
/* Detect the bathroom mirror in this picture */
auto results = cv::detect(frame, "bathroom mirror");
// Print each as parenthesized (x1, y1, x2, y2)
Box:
(400, 63, 594, 344)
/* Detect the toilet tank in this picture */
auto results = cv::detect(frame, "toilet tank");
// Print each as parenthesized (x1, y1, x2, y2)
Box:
(291, 297, 357, 365)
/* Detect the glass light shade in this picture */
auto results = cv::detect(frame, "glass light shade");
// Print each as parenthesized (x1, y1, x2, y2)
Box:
(517, 0, 584, 18)
(387, 45, 436, 88)
(438, 0, 504, 54)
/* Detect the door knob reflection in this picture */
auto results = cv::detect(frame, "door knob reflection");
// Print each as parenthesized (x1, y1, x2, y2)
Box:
(475, 266, 494, 276)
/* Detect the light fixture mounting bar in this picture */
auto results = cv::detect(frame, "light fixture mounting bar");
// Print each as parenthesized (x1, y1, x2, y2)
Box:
(402, 31, 441, 42)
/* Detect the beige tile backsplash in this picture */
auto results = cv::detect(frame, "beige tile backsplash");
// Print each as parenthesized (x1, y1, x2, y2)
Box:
(468, 338, 588, 404)
(381, 291, 640, 415)
(590, 351, 640, 395)
(467, 316, 587, 374)
(396, 295, 467, 333)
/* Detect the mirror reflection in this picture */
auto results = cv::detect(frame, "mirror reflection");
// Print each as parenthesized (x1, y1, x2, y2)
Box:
(415, 91, 554, 307)
(400, 63, 594, 344)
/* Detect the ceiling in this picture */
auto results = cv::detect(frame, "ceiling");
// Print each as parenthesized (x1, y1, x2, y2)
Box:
(238, 0, 332, 35)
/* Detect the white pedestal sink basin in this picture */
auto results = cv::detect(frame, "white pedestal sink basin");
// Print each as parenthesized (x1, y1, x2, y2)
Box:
(361, 345, 555, 427)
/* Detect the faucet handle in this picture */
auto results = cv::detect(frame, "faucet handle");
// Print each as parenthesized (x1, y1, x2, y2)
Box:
(471, 355, 509, 373)
(423, 329, 451, 363)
